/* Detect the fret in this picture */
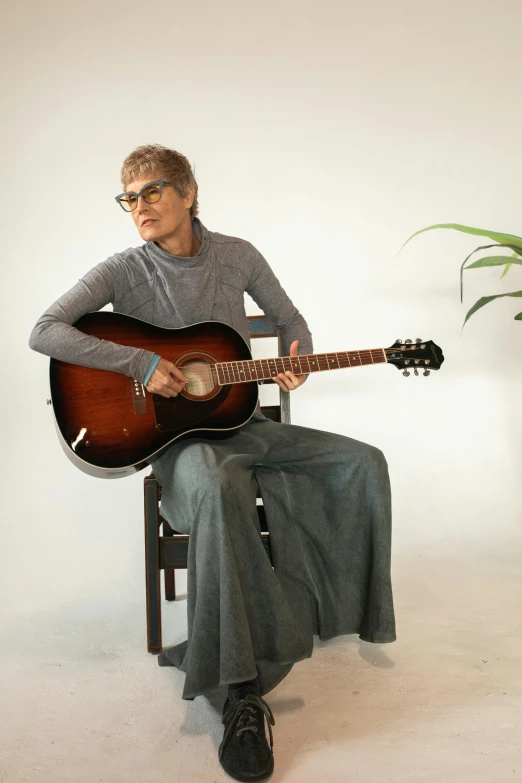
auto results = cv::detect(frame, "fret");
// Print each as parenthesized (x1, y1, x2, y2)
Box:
(260, 359, 270, 379)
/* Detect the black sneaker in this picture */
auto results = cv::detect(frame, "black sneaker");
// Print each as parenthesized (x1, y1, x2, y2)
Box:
(218, 683, 275, 782)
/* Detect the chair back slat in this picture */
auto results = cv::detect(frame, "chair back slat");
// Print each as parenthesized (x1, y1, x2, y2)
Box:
(246, 314, 290, 426)
(247, 314, 278, 338)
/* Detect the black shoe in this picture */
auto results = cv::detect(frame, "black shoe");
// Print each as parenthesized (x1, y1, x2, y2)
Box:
(218, 683, 275, 782)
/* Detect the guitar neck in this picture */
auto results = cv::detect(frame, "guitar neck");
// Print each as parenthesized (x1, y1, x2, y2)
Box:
(215, 348, 387, 385)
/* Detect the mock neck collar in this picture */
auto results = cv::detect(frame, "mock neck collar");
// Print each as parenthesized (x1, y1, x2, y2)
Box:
(145, 217, 209, 266)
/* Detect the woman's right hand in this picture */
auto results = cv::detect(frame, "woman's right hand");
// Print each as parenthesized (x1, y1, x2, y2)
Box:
(145, 358, 189, 398)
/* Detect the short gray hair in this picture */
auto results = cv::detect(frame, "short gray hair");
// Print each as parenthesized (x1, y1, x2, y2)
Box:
(120, 144, 199, 218)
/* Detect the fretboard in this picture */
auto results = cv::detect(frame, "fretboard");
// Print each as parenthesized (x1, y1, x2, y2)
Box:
(215, 349, 387, 385)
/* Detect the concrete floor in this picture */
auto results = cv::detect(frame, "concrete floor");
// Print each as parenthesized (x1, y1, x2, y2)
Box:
(2, 543, 521, 783)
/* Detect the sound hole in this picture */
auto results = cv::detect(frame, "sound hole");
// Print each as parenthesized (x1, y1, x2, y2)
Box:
(179, 356, 219, 400)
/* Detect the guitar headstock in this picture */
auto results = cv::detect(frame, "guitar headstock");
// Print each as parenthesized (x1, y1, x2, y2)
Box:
(386, 339, 444, 376)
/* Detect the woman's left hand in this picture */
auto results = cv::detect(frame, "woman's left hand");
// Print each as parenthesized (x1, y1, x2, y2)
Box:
(272, 340, 306, 392)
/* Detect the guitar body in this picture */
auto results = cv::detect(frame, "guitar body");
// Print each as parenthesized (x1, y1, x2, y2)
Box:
(50, 313, 259, 478)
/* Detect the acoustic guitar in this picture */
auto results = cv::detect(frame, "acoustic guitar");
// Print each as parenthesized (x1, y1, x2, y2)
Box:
(48, 312, 444, 478)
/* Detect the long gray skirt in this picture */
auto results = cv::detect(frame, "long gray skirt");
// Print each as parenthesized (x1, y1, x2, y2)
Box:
(148, 416, 396, 700)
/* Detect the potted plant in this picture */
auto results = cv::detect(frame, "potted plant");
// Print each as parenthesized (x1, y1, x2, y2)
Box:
(398, 223, 522, 326)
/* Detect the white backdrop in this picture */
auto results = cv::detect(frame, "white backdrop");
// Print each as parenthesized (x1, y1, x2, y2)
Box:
(2, 0, 522, 619)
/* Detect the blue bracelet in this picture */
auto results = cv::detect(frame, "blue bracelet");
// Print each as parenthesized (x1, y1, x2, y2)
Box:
(143, 354, 161, 386)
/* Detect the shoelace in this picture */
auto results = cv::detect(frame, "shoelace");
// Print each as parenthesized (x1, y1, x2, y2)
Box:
(219, 693, 275, 760)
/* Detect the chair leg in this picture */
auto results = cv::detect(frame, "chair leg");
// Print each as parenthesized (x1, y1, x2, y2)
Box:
(144, 478, 162, 654)
(162, 518, 177, 601)
(165, 569, 176, 601)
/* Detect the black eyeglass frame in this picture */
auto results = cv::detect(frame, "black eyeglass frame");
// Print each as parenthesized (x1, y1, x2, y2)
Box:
(115, 179, 173, 212)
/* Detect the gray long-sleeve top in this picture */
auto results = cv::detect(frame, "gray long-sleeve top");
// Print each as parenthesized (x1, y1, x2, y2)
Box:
(28, 217, 313, 416)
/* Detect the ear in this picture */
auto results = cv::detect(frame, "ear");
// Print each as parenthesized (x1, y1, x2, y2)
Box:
(184, 186, 195, 208)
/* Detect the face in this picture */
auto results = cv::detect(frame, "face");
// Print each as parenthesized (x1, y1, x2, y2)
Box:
(124, 174, 195, 244)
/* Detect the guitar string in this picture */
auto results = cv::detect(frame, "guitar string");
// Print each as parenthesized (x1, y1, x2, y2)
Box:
(165, 345, 432, 393)
(178, 347, 419, 375)
(179, 349, 393, 389)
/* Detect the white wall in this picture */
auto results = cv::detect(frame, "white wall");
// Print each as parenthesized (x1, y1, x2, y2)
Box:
(3, 0, 522, 616)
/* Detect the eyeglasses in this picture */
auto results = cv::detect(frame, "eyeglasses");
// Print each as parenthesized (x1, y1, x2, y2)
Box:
(115, 179, 172, 212)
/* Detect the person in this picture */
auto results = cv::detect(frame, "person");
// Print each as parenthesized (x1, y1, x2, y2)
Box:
(29, 144, 396, 782)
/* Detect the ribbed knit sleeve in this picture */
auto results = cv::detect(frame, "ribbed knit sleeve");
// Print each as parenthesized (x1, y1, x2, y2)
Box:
(244, 243, 313, 359)
(28, 255, 157, 384)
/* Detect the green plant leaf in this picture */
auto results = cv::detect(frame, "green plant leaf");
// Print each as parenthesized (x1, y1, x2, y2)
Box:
(500, 251, 522, 280)
(464, 255, 522, 269)
(515, 311, 522, 320)
(463, 290, 522, 327)
(459, 244, 522, 302)
(397, 223, 522, 256)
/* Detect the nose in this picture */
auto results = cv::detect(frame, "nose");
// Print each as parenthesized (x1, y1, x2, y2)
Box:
(136, 195, 152, 213)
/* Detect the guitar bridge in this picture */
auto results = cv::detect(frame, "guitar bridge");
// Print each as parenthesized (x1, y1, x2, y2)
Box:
(131, 379, 147, 414)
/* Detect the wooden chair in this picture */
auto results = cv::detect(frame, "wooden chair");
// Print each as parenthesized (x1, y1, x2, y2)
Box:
(143, 315, 291, 654)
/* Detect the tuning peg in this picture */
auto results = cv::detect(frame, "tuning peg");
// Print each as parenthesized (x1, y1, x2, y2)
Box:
(415, 338, 422, 344)
(396, 338, 402, 344)
(414, 368, 419, 376)
(403, 370, 410, 377)
(405, 339, 413, 344)
(423, 369, 430, 376)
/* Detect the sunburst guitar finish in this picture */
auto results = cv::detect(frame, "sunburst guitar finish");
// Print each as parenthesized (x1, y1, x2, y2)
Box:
(50, 313, 258, 478)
